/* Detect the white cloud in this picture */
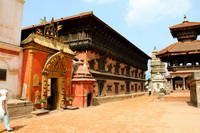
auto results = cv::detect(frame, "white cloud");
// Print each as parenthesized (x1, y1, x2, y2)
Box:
(82, 0, 115, 4)
(125, 0, 191, 26)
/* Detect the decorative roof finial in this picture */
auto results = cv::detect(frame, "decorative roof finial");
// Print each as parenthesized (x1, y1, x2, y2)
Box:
(183, 15, 188, 22)
(153, 46, 157, 52)
(36, 17, 63, 42)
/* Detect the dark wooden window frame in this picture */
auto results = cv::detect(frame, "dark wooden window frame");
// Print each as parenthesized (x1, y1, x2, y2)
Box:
(0, 69, 7, 81)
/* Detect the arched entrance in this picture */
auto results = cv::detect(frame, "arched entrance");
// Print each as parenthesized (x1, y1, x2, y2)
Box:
(42, 52, 67, 110)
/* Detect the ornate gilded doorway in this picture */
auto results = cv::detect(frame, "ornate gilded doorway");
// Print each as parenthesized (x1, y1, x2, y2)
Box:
(42, 52, 67, 110)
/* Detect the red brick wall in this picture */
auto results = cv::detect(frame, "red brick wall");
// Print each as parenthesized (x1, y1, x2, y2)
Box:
(74, 50, 146, 97)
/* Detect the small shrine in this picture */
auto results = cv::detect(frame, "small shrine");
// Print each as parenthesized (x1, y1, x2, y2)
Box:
(21, 18, 75, 110)
(152, 72, 165, 94)
(71, 60, 96, 107)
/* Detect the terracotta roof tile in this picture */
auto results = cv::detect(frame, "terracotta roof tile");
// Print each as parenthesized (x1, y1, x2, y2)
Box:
(156, 40, 200, 56)
(170, 21, 200, 29)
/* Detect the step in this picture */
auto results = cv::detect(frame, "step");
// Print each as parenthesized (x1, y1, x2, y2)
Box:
(31, 109, 50, 116)
(8, 99, 33, 118)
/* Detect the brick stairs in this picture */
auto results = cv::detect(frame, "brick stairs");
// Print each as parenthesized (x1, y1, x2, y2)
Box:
(164, 90, 190, 101)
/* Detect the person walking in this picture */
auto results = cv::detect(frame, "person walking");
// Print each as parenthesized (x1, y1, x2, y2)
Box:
(0, 89, 15, 132)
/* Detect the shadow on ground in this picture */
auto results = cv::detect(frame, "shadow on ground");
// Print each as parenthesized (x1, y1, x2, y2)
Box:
(0, 125, 26, 133)
(186, 101, 197, 107)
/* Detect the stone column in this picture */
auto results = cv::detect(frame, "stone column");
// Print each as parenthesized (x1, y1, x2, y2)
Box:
(188, 72, 200, 108)
(28, 51, 34, 101)
(171, 78, 173, 90)
(183, 77, 186, 90)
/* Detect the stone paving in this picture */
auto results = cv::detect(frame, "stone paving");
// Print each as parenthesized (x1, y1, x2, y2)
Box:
(1, 96, 200, 133)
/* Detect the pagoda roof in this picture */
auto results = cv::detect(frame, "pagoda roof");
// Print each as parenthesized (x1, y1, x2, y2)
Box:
(22, 11, 150, 59)
(169, 19, 200, 38)
(156, 40, 200, 57)
(21, 33, 75, 55)
(170, 21, 200, 30)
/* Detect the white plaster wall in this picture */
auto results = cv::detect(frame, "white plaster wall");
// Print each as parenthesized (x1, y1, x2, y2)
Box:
(0, 0, 24, 99)
(0, 0, 25, 46)
(0, 52, 22, 99)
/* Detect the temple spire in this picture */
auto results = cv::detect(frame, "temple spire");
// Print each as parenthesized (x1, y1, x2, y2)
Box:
(153, 46, 157, 53)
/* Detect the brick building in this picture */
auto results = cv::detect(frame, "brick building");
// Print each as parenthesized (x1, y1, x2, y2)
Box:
(21, 12, 150, 102)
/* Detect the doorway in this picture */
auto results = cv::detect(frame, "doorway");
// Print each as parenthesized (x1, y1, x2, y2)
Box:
(48, 78, 58, 110)
(87, 92, 92, 106)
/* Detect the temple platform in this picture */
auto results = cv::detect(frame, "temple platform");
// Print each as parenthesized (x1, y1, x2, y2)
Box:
(164, 90, 190, 101)
(93, 92, 147, 105)
(7, 99, 33, 119)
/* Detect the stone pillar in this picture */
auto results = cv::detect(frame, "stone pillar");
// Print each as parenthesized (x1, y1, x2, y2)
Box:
(72, 61, 96, 107)
(171, 78, 173, 90)
(28, 51, 34, 101)
(183, 77, 186, 90)
(188, 72, 200, 108)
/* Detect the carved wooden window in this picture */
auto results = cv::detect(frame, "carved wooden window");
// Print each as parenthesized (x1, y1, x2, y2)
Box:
(107, 64, 112, 73)
(138, 73, 141, 78)
(114, 62, 120, 74)
(89, 60, 95, 70)
(131, 85, 134, 90)
(121, 85, 124, 90)
(132, 70, 135, 77)
(135, 84, 138, 92)
(135, 69, 138, 78)
(138, 86, 141, 90)
(107, 85, 112, 92)
(126, 66, 130, 76)
(97, 58, 105, 72)
(0, 69, 7, 81)
(121, 68, 125, 75)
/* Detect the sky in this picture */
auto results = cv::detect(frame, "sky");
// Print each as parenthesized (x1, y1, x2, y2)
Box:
(22, 0, 200, 78)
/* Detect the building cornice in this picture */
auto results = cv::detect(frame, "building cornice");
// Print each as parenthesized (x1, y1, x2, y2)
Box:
(16, 0, 25, 4)
(0, 42, 22, 52)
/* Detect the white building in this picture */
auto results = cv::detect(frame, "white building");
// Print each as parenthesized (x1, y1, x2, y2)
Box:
(0, 0, 25, 98)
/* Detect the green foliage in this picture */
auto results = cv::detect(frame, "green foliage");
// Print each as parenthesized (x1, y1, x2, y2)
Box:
(67, 97, 73, 101)
(40, 99, 47, 103)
